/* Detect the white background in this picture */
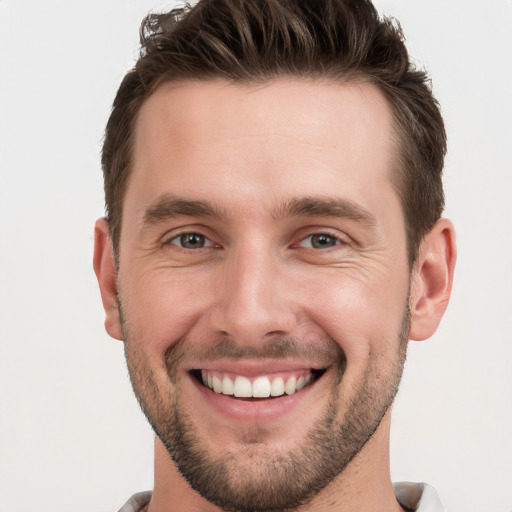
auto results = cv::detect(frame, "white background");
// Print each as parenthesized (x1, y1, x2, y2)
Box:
(0, 1, 511, 511)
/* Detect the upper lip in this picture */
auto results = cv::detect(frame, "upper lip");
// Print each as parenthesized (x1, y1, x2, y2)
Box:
(186, 358, 328, 376)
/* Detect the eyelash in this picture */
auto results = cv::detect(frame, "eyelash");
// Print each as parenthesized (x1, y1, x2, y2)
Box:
(165, 232, 216, 250)
(296, 231, 349, 250)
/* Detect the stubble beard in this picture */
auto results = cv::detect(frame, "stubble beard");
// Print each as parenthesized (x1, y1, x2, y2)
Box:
(122, 305, 410, 512)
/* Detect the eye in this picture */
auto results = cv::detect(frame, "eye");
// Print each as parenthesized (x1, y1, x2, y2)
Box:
(169, 232, 213, 249)
(299, 233, 342, 249)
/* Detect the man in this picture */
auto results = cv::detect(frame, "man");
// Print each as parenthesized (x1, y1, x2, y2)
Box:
(93, 0, 456, 511)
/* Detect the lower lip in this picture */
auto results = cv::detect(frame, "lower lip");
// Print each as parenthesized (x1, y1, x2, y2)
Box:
(190, 373, 318, 423)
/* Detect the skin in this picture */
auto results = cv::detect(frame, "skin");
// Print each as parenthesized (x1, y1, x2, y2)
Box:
(94, 79, 456, 512)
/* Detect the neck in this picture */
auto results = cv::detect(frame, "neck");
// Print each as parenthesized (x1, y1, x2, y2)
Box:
(147, 410, 404, 512)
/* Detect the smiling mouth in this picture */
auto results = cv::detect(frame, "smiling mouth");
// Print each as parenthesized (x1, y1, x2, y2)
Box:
(191, 369, 326, 399)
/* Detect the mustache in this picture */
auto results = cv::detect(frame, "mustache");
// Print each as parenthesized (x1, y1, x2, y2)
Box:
(165, 334, 345, 378)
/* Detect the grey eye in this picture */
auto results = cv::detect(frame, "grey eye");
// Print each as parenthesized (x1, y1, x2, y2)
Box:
(176, 233, 206, 249)
(309, 234, 338, 248)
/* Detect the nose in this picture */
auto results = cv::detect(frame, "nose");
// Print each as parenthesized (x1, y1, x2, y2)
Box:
(209, 244, 298, 346)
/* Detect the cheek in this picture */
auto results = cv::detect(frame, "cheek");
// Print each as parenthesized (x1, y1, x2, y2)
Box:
(295, 268, 409, 364)
(119, 267, 216, 357)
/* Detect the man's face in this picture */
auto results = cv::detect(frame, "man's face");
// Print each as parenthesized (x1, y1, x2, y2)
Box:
(117, 79, 412, 511)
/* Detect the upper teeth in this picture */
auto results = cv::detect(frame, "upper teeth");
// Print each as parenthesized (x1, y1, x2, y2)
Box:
(200, 371, 313, 398)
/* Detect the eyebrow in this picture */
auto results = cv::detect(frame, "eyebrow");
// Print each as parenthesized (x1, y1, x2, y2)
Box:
(141, 194, 376, 227)
(273, 196, 377, 226)
(142, 195, 228, 227)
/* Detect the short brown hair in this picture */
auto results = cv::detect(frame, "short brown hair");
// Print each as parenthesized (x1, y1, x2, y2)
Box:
(102, 0, 446, 265)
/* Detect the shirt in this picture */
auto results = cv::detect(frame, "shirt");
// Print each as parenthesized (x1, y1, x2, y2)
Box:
(118, 482, 444, 512)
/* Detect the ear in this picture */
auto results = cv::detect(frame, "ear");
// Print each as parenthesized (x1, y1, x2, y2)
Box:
(409, 218, 457, 341)
(93, 218, 123, 340)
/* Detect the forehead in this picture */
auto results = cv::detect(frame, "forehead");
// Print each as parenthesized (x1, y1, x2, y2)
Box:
(128, 78, 398, 219)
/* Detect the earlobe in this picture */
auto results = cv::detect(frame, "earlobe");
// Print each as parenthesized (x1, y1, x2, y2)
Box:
(93, 218, 123, 341)
(409, 218, 457, 341)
